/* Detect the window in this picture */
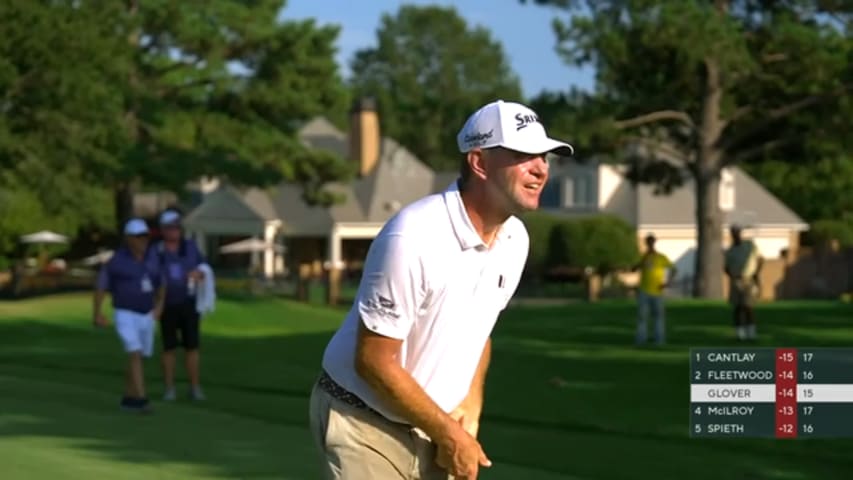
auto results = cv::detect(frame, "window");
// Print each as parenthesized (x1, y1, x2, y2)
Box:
(538, 172, 597, 210)
(564, 173, 596, 208)
(539, 179, 562, 208)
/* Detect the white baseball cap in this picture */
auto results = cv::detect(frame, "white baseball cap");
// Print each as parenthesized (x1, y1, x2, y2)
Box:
(124, 218, 149, 236)
(159, 210, 181, 226)
(457, 100, 574, 156)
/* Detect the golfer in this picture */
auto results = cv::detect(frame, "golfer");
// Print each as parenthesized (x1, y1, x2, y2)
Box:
(724, 224, 763, 341)
(152, 209, 208, 401)
(309, 100, 573, 479)
(93, 218, 163, 413)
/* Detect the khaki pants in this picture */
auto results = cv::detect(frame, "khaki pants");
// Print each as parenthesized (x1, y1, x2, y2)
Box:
(308, 380, 452, 480)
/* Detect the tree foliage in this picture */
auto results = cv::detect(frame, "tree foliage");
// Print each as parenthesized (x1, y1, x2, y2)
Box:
(745, 155, 853, 223)
(546, 215, 639, 273)
(0, 1, 127, 255)
(113, 0, 353, 225)
(524, 0, 852, 298)
(349, 5, 523, 171)
(522, 212, 639, 278)
(0, 0, 353, 248)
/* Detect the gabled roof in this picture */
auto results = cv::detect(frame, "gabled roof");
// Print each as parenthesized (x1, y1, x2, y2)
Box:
(298, 117, 348, 157)
(359, 138, 438, 222)
(185, 116, 459, 236)
(183, 186, 268, 234)
(637, 167, 807, 228)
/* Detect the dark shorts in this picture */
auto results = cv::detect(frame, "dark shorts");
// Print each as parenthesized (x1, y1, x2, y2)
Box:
(161, 301, 200, 351)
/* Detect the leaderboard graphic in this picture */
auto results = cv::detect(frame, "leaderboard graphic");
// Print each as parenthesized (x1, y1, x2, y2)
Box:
(690, 348, 853, 438)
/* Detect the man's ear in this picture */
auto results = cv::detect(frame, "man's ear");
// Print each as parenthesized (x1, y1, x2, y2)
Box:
(467, 149, 488, 181)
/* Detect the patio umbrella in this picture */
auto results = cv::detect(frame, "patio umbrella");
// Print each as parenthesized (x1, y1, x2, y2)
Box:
(20, 230, 69, 244)
(81, 250, 115, 266)
(219, 238, 285, 254)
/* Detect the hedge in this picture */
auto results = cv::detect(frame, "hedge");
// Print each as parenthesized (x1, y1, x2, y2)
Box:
(519, 211, 639, 278)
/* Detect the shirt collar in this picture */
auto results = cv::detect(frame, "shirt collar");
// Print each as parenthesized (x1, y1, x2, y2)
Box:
(443, 180, 512, 250)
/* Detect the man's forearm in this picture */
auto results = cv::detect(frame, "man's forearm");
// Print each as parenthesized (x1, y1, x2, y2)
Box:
(154, 286, 165, 313)
(357, 357, 456, 441)
(93, 290, 105, 316)
(465, 338, 491, 409)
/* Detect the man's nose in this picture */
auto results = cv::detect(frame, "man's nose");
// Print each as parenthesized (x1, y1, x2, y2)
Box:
(529, 155, 548, 178)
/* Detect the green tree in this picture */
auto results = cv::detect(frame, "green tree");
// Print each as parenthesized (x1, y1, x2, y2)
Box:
(745, 155, 853, 223)
(524, 0, 852, 298)
(520, 211, 564, 279)
(112, 0, 352, 228)
(1, 0, 352, 239)
(546, 216, 639, 273)
(349, 5, 523, 170)
(0, 1, 126, 254)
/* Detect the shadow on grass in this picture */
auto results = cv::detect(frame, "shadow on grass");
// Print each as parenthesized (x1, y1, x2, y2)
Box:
(0, 299, 852, 479)
(0, 319, 333, 479)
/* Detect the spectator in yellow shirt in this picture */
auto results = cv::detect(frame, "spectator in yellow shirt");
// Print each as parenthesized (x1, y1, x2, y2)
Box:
(633, 234, 677, 346)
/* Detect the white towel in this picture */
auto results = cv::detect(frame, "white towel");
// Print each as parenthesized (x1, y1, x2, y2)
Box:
(195, 263, 216, 316)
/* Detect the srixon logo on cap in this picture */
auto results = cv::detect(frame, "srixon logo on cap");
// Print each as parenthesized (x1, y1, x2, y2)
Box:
(515, 112, 539, 131)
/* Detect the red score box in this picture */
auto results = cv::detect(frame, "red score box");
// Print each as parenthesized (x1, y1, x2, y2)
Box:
(775, 348, 798, 439)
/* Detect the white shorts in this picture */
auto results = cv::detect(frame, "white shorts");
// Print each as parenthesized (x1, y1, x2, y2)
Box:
(114, 309, 155, 357)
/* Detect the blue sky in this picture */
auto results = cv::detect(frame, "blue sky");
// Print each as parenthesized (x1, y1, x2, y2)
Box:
(279, 0, 596, 98)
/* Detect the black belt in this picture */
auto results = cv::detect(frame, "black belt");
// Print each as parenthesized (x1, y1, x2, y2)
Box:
(318, 370, 411, 427)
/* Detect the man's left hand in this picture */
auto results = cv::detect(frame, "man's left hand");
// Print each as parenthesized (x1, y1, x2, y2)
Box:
(188, 269, 205, 281)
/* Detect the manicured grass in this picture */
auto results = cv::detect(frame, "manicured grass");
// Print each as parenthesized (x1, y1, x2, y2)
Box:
(0, 294, 852, 479)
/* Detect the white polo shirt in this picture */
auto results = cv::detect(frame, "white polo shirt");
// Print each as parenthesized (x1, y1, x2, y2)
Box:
(321, 181, 529, 424)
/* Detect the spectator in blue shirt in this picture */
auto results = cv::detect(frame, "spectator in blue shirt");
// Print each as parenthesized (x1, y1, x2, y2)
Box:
(153, 209, 208, 401)
(93, 218, 164, 413)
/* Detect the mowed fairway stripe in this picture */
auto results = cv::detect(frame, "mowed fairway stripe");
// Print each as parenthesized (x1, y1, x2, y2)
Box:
(0, 374, 319, 479)
(0, 373, 588, 480)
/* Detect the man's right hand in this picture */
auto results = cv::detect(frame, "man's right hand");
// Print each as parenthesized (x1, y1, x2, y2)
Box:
(435, 420, 491, 478)
(93, 313, 108, 328)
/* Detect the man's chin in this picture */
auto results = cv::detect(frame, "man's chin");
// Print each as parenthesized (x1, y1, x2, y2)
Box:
(510, 200, 539, 214)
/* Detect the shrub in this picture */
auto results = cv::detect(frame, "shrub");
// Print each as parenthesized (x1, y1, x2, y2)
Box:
(519, 211, 564, 278)
(548, 215, 639, 274)
(546, 219, 581, 267)
(574, 215, 640, 273)
(526, 212, 639, 276)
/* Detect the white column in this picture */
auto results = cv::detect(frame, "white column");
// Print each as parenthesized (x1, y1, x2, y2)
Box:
(263, 222, 278, 279)
(327, 225, 344, 270)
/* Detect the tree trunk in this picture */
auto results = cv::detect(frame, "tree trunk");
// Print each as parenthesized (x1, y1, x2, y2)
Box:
(114, 181, 135, 232)
(693, 169, 724, 298)
(113, 0, 140, 233)
(693, 54, 726, 299)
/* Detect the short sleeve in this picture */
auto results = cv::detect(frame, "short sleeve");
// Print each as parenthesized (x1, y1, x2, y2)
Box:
(357, 233, 425, 340)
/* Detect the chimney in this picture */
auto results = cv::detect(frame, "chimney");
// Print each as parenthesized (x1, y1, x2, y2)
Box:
(349, 97, 380, 177)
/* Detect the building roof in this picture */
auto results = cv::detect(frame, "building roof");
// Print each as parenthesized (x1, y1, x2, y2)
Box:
(636, 167, 807, 229)
(185, 116, 458, 236)
(183, 186, 268, 235)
